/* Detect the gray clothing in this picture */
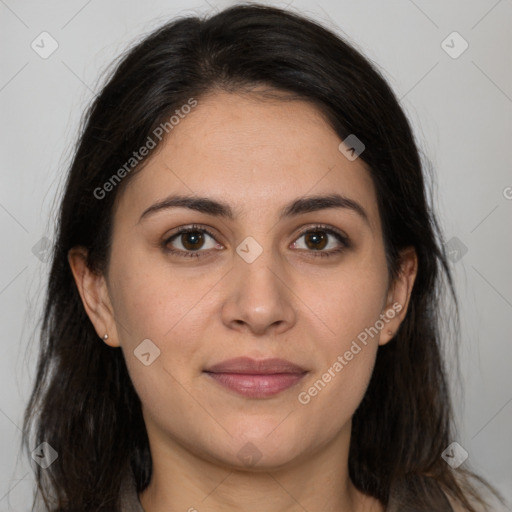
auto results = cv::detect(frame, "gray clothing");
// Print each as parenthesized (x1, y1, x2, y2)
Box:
(119, 469, 144, 512)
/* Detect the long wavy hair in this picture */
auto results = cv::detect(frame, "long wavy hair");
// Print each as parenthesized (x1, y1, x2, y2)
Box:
(23, 3, 505, 511)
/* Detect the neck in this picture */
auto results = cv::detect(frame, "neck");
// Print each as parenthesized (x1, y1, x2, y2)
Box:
(138, 419, 381, 512)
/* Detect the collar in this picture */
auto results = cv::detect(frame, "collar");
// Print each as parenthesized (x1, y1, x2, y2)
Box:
(119, 468, 145, 512)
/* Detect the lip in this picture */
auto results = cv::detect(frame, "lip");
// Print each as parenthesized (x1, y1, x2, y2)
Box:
(205, 357, 307, 374)
(204, 357, 308, 398)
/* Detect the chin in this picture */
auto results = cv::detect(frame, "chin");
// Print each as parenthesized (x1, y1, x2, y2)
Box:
(211, 427, 306, 471)
(218, 446, 303, 473)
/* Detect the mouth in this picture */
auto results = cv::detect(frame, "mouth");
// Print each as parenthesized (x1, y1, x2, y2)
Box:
(203, 357, 308, 399)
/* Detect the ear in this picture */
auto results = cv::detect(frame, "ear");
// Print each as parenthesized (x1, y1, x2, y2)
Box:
(378, 246, 418, 346)
(67, 246, 120, 347)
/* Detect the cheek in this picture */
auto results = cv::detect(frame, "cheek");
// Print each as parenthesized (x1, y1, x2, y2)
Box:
(300, 258, 389, 350)
(108, 246, 197, 338)
(295, 307, 379, 445)
(109, 257, 217, 429)
(107, 248, 223, 376)
(293, 258, 387, 427)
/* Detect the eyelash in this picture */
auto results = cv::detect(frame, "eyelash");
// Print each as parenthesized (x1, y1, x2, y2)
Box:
(161, 223, 351, 259)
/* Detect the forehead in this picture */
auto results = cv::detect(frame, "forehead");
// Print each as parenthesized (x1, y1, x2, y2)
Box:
(115, 91, 380, 231)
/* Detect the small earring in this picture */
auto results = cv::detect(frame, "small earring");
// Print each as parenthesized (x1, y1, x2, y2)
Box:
(103, 333, 109, 340)
(387, 330, 393, 336)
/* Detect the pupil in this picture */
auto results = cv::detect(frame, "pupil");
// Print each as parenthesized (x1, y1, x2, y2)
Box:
(183, 231, 203, 250)
(306, 231, 327, 250)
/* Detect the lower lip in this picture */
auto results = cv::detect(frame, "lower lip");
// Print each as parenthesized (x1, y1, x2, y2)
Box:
(205, 372, 306, 398)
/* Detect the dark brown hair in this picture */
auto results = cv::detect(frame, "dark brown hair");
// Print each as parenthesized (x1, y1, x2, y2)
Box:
(23, 3, 505, 511)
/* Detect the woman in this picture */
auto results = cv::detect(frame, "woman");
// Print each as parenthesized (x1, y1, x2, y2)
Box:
(23, 4, 505, 511)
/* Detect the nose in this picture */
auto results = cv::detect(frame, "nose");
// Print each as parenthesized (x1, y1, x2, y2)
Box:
(221, 246, 297, 337)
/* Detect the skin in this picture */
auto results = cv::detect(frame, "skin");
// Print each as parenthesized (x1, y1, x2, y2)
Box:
(69, 90, 417, 512)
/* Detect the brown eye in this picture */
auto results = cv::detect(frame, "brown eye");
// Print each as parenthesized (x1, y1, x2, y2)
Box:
(304, 231, 328, 250)
(162, 225, 221, 259)
(180, 230, 205, 251)
(292, 226, 350, 258)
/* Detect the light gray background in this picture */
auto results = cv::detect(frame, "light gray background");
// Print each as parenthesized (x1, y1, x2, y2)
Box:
(1, 0, 511, 510)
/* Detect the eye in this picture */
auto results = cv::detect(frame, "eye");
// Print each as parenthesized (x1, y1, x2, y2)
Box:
(161, 223, 350, 259)
(291, 224, 350, 258)
(162, 224, 222, 258)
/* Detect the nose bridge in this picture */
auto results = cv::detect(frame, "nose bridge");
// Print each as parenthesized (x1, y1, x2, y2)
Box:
(222, 232, 295, 334)
(234, 232, 284, 293)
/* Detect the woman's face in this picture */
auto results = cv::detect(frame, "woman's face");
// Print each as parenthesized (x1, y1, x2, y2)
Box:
(76, 90, 415, 470)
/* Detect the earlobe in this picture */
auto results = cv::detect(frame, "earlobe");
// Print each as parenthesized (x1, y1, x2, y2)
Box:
(378, 246, 418, 346)
(67, 247, 120, 347)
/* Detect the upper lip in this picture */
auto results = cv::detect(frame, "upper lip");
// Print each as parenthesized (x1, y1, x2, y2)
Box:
(204, 357, 307, 374)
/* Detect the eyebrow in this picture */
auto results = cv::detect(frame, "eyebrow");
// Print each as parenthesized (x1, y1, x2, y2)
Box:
(138, 193, 370, 226)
